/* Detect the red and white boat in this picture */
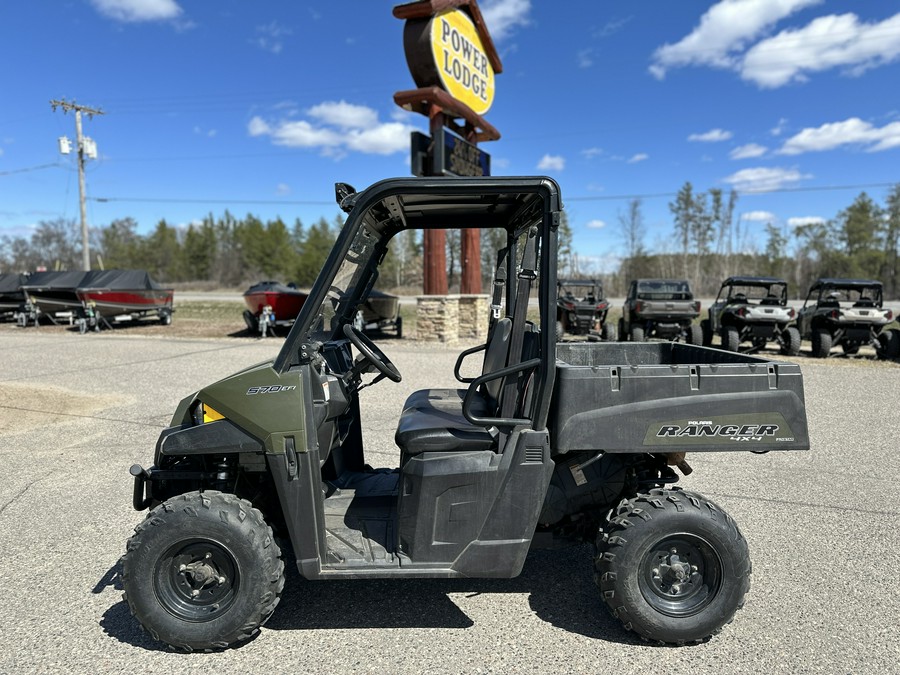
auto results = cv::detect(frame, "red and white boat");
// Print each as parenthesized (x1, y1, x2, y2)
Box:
(242, 280, 308, 335)
(76, 270, 174, 328)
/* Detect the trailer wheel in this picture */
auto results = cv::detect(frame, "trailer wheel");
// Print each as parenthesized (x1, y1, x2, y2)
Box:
(811, 328, 832, 358)
(595, 488, 750, 645)
(687, 324, 703, 346)
(159, 310, 172, 326)
(631, 325, 645, 342)
(242, 310, 258, 334)
(700, 320, 712, 347)
(122, 491, 284, 652)
(395, 315, 403, 339)
(722, 326, 740, 352)
(780, 326, 801, 356)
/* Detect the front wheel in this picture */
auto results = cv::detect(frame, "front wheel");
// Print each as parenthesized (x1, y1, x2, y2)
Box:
(122, 491, 284, 652)
(595, 489, 751, 645)
(631, 325, 645, 342)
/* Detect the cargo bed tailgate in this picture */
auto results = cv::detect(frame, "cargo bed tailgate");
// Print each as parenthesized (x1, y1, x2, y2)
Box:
(550, 342, 809, 454)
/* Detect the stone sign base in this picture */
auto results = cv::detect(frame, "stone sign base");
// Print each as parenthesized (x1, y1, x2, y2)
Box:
(416, 294, 489, 343)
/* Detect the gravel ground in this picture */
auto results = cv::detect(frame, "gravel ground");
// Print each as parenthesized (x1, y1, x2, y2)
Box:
(0, 330, 898, 675)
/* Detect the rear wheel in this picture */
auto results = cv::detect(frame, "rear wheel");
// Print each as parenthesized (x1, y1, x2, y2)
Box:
(618, 318, 626, 341)
(722, 326, 740, 352)
(877, 329, 900, 359)
(602, 322, 618, 342)
(122, 491, 284, 652)
(700, 319, 712, 347)
(631, 325, 645, 342)
(242, 309, 259, 334)
(687, 324, 703, 346)
(595, 488, 751, 645)
(811, 328, 833, 358)
(780, 326, 801, 356)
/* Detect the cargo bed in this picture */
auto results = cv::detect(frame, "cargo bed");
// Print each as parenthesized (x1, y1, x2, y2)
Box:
(550, 342, 809, 454)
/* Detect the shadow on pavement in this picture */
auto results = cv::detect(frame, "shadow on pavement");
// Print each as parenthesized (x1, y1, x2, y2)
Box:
(94, 545, 652, 650)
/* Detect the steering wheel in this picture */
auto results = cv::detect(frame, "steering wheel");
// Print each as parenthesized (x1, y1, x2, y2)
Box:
(342, 323, 402, 382)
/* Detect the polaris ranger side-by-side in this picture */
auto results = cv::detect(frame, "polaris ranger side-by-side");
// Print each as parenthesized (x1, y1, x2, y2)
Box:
(703, 277, 800, 355)
(124, 177, 810, 651)
(620, 279, 702, 344)
(555, 278, 616, 341)
(796, 278, 894, 358)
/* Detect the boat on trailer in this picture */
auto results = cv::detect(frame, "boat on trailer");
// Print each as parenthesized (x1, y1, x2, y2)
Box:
(75, 270, 174, 331)
(19, 270, 96, 325)
(0, 273, 28, 318)
(242, 280, 309, 336)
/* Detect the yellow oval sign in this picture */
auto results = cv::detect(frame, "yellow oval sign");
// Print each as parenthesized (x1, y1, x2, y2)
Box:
(430, 10, 495, 115)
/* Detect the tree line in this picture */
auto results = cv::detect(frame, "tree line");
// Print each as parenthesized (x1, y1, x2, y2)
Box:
(2, 183, 897, 299)
(563, 182, 900, 300)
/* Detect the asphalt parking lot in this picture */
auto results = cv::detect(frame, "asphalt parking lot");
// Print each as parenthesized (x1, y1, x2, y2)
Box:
(0, 330, 898, 674)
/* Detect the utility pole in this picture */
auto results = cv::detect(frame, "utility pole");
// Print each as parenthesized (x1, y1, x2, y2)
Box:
(51, 98, 104, 271)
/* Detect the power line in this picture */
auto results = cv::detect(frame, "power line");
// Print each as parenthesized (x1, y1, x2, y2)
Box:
(0, 162, 61, 176)
(90, 196, 334, 206)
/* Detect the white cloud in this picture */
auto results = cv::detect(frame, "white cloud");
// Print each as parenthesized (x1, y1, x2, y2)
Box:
(537, 154, 565, 171)
(730, 143, 768, 159)
(771, 117, 789, 136)
(627, 153, 648, 163)
(741, 210, 777, 222)
(276, 183, 291, 196)
(492, 157, 511, 169)
(90, 0, 182, 22)
(778, 117, 900, 154)
(649, 0, 821, 79)
(252, 21, 292, 54)
(248, 104, 418, 158)
(722, 166, 812, 192)
(345, 122, 414, 155)
(787, 216, 825, 228)
(577, 48, 594, 69)
(480, 0, 531, 41)
(308, 100, 378, 130)
(585, 219, 606, 229)
(688, 128, 733, 142)
(581, 147, 603, 159)
(741, 12, 900, 88)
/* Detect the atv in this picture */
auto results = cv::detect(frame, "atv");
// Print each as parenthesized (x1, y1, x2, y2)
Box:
(124, 177, 809, 651)
(795, 278, 894, 358)
(620, 278, 702, 344)
(555, 278, 615, 341)
(703, 276, 800, 355)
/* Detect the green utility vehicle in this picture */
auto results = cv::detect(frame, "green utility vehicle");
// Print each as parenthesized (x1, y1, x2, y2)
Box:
(124, 177, 810, 651)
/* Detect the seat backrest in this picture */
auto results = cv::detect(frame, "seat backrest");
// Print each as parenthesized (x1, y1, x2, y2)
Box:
(481, 317, 512, 404)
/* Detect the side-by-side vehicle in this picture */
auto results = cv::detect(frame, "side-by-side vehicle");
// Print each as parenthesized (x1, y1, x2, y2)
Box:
(124, 177, 809, 651)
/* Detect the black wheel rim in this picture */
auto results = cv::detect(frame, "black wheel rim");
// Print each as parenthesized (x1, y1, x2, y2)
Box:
(154, 539, 240, 622)
(639, 533, 723, 617)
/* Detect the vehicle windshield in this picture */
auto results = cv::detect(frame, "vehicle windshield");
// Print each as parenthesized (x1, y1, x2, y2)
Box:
(559, 282, 600, 301)
(636, 280, 692, 301)
(725, 283, 785, 304)
(307, 223, 380, 340)
(817, 285, 881, 307)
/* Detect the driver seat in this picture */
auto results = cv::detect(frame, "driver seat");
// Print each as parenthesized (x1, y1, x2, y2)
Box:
(395, 318, 512, 456)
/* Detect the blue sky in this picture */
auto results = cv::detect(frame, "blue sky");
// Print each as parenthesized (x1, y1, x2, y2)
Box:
(2, 0, 900, 273)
